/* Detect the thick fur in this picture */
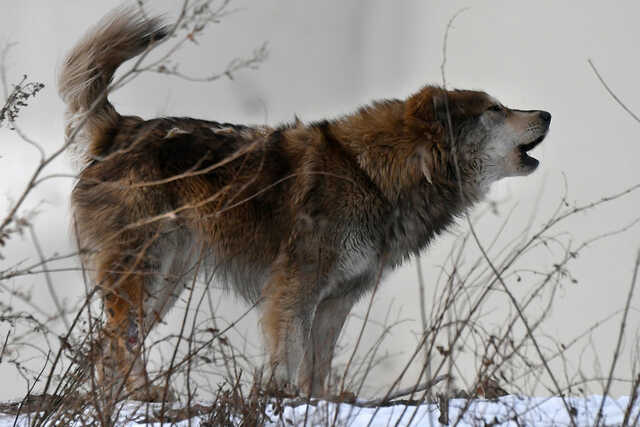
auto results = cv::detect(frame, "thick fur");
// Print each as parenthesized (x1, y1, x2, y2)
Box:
(60, 9, 551, 400)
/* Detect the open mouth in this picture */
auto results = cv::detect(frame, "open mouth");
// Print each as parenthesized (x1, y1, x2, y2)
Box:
(518, 134, 546, 168)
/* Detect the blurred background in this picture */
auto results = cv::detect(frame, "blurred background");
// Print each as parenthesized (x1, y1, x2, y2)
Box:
(1, 0, 639, 401)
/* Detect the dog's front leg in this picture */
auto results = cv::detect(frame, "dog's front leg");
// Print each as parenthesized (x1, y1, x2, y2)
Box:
(261, 258, 320, 395)
(298, 293, 356, 397)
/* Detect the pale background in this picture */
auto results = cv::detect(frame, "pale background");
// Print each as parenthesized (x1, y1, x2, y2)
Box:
(1, 0, 639, 400)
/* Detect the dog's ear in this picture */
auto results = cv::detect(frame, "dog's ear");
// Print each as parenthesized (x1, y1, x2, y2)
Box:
(405, 86, 448, 124)
(405, 87, 447, 184)
(406, 86, 477, 128)
(404, 86, 448, 144)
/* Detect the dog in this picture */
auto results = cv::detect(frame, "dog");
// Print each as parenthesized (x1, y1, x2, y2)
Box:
(59, 8, 551, 400)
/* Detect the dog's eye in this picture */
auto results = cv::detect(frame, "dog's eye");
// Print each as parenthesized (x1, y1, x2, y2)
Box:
(487, 105, 502, 112)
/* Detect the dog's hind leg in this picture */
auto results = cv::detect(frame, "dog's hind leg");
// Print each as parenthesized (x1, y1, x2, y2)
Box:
(95, 239, 177, 402)
(95, 253, 151, 401)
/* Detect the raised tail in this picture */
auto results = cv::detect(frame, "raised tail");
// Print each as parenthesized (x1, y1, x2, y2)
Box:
(58, 7, 168, 161)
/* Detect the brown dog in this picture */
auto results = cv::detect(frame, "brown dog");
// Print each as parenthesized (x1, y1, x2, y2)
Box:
(59, 8, 550, 400)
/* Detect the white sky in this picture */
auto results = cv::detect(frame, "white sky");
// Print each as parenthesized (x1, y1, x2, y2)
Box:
(0, 0, 639, 400)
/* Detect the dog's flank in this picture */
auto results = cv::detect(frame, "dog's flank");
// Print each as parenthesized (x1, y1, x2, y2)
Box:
(61, 9, 551, 400)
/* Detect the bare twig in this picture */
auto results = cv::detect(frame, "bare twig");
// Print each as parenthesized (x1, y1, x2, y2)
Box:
(588, 59, 640, 125)
(594, 249, 640, 426)
(359, 375, 449, 407)
(28, 226, 70, 330)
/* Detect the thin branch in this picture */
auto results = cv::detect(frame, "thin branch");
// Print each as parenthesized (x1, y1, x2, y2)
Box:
(588, 59, 640, 124)
(28, 226, 70, 330)
(360, 375, 449, 408)
(594, 249, 640, 426)
(152, 42, 268, 82)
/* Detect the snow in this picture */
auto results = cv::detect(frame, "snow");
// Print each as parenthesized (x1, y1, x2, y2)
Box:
(266, 395, 639, 426)
(1, 394, 638, 426)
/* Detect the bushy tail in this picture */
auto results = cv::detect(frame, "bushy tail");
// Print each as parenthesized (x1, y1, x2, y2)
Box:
(58, 7, 168, 160)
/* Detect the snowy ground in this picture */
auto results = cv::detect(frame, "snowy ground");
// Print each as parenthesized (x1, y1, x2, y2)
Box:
(1, 394, 638, 426)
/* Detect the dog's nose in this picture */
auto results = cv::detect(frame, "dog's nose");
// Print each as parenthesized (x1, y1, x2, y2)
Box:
(539, 111, 551, 124)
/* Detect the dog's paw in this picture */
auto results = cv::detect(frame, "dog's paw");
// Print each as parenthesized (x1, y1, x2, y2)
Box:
(265, 381, 299, 398)
(129, 384, 177, 402)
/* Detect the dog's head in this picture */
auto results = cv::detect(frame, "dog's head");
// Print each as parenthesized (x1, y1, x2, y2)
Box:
(406, 87, 551, 190)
